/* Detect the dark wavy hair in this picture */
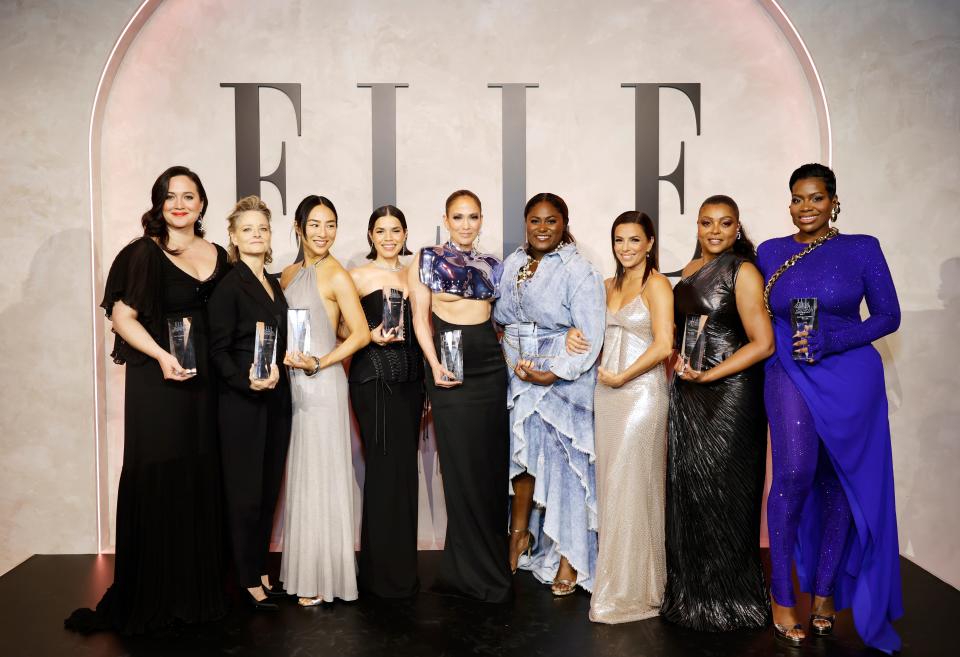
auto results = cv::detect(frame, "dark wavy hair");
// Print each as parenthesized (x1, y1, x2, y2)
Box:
(611, 211, 658, 290)
(524, 192, 575, 246)
(699, 194, 757, 263)
(293, 195, 338, 247)
(789, 163, 837, 198)
(444, 189, 481, 214)
(140, 165, 207, 254)
(366, 204, 413, 259)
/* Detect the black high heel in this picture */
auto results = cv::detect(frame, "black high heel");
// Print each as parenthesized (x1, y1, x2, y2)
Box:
(246, 589, 279, 611)
(262, 584, 288, 598)
(774, 623, 806, 647)
(809, 613, 836, 636)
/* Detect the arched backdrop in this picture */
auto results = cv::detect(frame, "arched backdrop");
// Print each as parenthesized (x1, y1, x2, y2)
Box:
(89, 0, 831, 551)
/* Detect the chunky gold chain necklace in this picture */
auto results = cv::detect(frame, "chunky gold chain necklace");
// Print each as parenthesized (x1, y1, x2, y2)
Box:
(763, 228, 839, 316)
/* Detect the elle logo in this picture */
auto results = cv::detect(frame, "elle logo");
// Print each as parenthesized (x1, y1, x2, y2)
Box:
(222, 81, 701, 259)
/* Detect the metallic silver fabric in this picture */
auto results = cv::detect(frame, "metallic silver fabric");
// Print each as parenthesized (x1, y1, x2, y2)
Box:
(590, 294, 668, 624)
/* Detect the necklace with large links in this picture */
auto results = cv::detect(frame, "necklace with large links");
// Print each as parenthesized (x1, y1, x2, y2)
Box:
(762, 228, 839, 316)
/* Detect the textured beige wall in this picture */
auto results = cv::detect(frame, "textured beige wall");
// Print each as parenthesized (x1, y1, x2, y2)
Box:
(1, 0, 958, 591)
(0, 0, 142, 575)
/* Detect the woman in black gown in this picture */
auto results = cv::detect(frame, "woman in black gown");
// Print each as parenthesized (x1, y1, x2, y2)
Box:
(346, 205, 425, 598)
(407, 190, 512, 603)
(661, 195, 774, 631)
(66, 166, 228, 634)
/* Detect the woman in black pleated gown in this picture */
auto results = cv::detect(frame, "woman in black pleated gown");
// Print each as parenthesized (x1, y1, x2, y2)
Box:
(661, 195, 774, 631)
(347, 205, 425, 598)
(66, 166, 227, 634)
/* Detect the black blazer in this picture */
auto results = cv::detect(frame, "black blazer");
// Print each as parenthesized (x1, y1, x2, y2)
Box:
(208, 260, 289, 397)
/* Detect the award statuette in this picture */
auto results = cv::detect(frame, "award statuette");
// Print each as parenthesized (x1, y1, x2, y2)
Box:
(439, 329, 464, 382)
(167, 316, 197, 375)
(790, 297, 819, 361)
(253, 321, 278, 380)
(517, 322, 538, 367)
(287, 308, 311, 355)
(382, 287, 405, 339)
(679, 314, 708, 374)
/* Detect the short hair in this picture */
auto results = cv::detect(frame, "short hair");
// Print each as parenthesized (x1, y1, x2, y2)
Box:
(225, 195, 273, 264)
(789, 163, 837, 198)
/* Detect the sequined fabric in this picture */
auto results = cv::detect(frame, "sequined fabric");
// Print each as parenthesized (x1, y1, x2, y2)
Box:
(418, 242, 502, 300)
(758, 233, 903, 653)
(661, 252, 770, 631)
(589, 294, 668, 624)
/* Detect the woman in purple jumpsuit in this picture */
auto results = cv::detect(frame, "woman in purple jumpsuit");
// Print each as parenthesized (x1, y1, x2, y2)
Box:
(757, 163, 903, 652)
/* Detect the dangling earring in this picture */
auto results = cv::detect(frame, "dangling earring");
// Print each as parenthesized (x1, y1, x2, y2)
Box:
(831, 200, 841, 222)
(473, 229, 481, 253)
(736, 228, 742, 240)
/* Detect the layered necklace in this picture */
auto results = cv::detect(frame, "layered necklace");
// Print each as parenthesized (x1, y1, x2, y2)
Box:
(517, 241, 567, 286)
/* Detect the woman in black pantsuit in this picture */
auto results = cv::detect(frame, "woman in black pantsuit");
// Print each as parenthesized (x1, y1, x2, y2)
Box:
(208, 195, 292, 610)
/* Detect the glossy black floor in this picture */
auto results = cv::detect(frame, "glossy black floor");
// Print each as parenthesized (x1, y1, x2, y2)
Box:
(0, 550, 955, 657)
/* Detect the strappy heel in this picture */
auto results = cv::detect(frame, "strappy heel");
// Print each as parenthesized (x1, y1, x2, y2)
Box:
(509, 528, 533, 574)
(809, 612, 836, 636)
(774, 623, 806, 646)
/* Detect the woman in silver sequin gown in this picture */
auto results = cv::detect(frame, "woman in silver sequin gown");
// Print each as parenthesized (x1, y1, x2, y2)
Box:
(582, 212, 675, 624)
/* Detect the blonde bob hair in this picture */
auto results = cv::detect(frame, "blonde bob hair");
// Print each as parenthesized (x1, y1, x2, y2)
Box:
(226, 195, 273, 264)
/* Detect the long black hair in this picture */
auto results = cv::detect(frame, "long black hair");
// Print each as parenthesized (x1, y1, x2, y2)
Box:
(140, 165, 207, 254)
(700, 194, 757, 263)
(366, 205, 413, 259)
(611, 211, 657, 290)
(524, 192, 575, 246)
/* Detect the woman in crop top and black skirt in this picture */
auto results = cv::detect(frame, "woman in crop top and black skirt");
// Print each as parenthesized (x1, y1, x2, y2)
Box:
(408, 189, 513, 603)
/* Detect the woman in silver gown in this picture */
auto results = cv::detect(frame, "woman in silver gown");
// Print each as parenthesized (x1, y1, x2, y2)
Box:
(570, 211, 674, 623)
(279, 195, 370, 606)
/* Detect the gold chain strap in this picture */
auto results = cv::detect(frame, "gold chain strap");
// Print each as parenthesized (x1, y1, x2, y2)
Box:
(763, 228, 839, 316)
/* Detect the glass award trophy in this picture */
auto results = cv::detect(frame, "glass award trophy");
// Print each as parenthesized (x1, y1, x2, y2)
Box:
(253, 321, 278, 380)
(382, 287, 405, 339)
(517, 322, 538, 367)
(680, 314, 708, 373)
(166, 316, 197, 375)
(439, 329, 463, 382)
(790, 297, 819, 360)
(287, 308, 311, 355)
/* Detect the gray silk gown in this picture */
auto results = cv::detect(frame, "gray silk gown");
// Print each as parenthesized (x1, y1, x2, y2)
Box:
(279, 264, 358, 601)
(589, 293, 669, 624)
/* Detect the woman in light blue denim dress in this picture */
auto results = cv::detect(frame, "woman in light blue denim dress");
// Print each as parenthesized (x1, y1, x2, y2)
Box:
(493, 193, 605, 595)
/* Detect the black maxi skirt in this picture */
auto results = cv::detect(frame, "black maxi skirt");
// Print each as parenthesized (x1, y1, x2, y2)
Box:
(426, 314, 512, 603)
(351, 379, 425, 597)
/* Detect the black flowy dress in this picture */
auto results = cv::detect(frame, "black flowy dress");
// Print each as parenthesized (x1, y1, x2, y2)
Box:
(66, 237, 228, 634)
(660, 252, 770, 631)
(350, 291, 425, 597)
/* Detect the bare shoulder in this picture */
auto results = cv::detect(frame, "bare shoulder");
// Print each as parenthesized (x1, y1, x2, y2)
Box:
(280, 262, 301, 289)
(645, 270, 673, 295)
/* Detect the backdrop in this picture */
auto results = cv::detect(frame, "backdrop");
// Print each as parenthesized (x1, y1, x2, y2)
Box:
(1, 0, 957, 589)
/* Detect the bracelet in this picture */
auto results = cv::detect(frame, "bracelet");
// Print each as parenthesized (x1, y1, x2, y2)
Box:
(305, 356, 321, 377)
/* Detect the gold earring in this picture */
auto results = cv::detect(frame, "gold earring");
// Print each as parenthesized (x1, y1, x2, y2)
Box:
(831, 200, 841, 222)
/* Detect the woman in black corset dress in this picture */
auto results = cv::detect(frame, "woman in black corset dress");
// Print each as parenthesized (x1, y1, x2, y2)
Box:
(407, 190, 512, 603)
(66, 166, 228, 634)
(660, 195, 774, 631)
(345, 205, 425, 597)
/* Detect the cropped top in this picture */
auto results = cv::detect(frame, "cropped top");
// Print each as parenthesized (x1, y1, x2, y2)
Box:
(418, 242, 503, 300)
